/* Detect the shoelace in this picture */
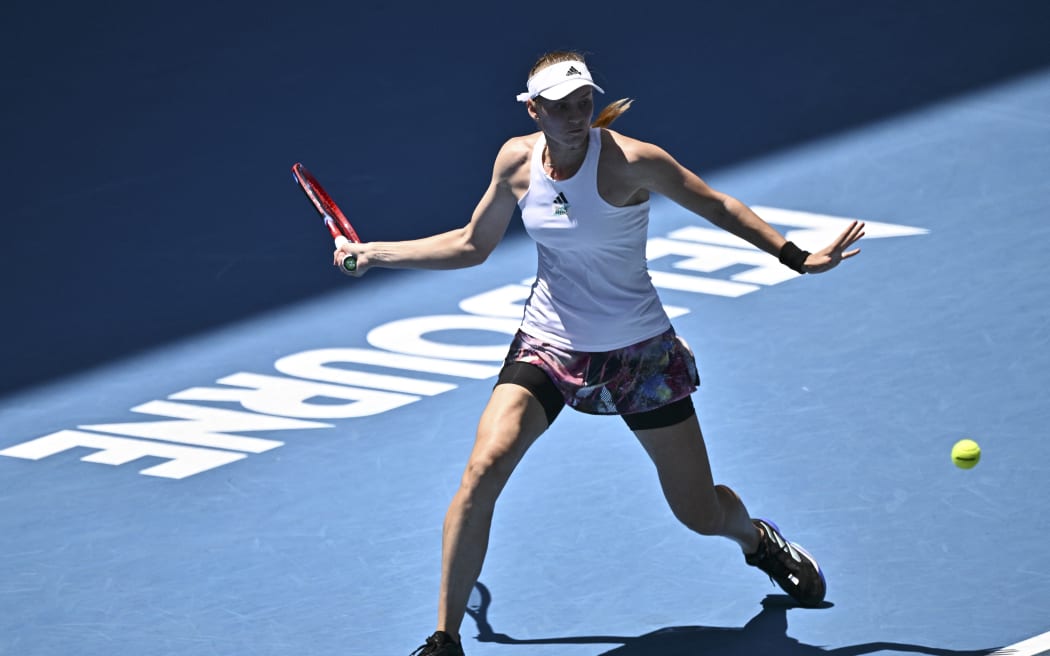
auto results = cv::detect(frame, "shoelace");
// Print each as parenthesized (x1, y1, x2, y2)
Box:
(409, 636, 438, 656)
(411, 634, 460, 656)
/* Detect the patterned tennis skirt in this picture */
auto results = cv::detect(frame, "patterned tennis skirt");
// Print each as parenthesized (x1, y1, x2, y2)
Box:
(503, 327, 699, 415)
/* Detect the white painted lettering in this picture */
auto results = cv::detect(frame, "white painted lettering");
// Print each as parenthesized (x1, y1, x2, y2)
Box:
(752, 206, 928, 245)
(648, 269, 760, 297)
(80, 400, 320, 452)
(649, 235, 797, 287)
(170, 373, 420, 419)
(367, 315, 520, 361)
(274, 348, 500, 392)
(0, 430, 246, 479)
(458, 283, 531, 318)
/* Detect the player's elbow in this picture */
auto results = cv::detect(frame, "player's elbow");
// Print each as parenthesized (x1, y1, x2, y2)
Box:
(717, 196, 744, 221)
(453, 234, 493, 267)
(457, 228, 497, 267)
(460, 243, 490, 267)
(701, 195, 743, 229)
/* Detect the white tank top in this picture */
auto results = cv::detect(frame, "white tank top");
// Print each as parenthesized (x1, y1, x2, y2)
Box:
(516, 128, 670, 350)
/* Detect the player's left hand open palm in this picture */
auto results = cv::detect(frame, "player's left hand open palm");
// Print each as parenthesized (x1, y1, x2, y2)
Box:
(803, 220, 865, 274)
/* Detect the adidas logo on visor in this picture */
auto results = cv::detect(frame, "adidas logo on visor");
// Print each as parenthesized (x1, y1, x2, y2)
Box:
(515, 61, 604, 102)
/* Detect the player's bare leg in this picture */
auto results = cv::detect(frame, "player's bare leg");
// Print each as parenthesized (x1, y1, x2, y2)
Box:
(632, 413, 760, 550)
(632, 413, 826, 606)
(436, 384, 550, 642)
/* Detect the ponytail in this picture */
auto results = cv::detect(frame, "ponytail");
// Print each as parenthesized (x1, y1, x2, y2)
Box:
(592, 97, 633, 128)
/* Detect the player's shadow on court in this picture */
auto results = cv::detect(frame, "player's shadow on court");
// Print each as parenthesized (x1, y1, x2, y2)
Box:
(466, 582, 999, 656)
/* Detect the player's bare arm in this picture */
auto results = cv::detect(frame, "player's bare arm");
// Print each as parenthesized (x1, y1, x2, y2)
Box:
(334, 138, 531, 274)
(620, 135, 865, 273)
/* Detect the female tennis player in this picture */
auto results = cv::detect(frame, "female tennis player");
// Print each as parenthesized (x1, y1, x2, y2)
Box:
(333, 51, 864, 656)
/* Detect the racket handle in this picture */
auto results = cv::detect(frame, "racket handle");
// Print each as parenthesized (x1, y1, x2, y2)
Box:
(333, 235, 358, 272)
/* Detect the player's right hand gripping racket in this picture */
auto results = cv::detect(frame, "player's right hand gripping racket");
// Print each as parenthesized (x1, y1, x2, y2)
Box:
(291, 162, 361, 272)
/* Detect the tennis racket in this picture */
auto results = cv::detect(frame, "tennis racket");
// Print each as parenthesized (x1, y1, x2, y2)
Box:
(291, 162, 361, 272)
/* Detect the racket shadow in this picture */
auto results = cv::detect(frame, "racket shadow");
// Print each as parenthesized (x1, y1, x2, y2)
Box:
(465, 582, 1001, 656)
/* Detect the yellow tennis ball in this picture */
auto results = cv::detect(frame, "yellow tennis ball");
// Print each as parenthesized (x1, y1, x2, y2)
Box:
(951, 439, 981, 469)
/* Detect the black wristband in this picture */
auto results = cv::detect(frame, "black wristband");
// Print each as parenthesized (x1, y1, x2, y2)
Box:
(778, 241, 810, 274)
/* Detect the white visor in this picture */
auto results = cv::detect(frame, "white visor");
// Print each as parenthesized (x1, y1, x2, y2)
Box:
(515, 60, 605, 102)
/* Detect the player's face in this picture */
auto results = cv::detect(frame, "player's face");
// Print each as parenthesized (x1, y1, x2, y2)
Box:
(533, 87, 594, 146)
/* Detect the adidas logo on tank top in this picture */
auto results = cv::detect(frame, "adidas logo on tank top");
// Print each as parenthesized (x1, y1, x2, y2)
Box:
(552, 192, 569, 216)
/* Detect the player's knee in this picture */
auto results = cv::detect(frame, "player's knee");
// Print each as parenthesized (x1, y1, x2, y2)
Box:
(459, 453, 514, 502)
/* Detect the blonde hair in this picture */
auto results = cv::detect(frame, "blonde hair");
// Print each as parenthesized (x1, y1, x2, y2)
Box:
(527, 51, 632, 128)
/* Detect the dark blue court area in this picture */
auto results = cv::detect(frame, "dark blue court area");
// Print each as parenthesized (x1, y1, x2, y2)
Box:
(3, 2, 1050, 655)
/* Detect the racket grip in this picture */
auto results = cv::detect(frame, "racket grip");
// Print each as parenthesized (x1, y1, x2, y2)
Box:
(333, 235, 358, 272)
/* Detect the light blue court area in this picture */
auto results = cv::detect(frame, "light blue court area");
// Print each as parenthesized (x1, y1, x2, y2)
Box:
(3, 68, 1050, 656)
